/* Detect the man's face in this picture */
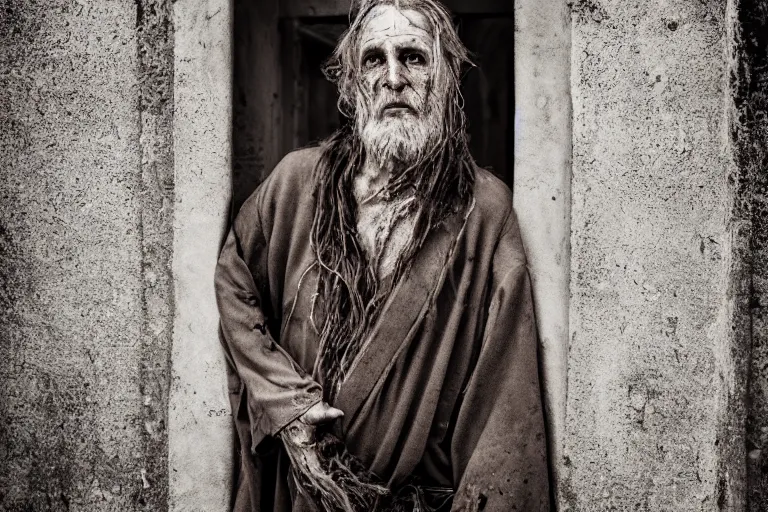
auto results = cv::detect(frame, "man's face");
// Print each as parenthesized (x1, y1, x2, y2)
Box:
(355, 5, 445, 167)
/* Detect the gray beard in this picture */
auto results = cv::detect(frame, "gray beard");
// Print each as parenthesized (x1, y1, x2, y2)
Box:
(357, 104, 443, 169)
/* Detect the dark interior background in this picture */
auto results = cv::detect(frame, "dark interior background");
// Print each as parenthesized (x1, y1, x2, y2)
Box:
(233, 1, 513, 212)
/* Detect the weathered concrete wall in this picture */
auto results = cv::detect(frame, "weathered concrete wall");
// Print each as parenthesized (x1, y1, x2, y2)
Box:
(512, 0, 571, 505)
(0, 0, 174, 509)
(167, 1, 233, 510)
(563, 0, 745, 510)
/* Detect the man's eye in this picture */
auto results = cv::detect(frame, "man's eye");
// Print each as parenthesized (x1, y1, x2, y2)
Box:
(404, 53, 425, 66)
(364, 55, 383, 68)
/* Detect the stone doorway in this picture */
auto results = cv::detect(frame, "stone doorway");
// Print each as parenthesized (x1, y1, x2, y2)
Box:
(169, 1, 571, 509)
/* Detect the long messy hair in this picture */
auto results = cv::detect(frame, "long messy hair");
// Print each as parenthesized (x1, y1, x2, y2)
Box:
(310, 0, 476, 400)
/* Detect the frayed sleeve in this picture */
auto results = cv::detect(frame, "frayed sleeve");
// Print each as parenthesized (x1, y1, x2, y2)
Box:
(215, 193, 322, 450)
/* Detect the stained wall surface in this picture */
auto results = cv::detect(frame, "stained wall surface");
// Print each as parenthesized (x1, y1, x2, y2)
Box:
(512, 0, 572, 504)
(2, 1, 140, 509)
(563, 0, 744, 509)
(0, 0, 174, 509)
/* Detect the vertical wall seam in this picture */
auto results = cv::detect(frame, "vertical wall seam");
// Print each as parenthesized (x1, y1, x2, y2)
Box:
(136, 0, 176, 509)
(715, 0, 751, 509)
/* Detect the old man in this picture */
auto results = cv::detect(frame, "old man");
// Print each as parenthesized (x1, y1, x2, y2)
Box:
(215, 0, 549, 510)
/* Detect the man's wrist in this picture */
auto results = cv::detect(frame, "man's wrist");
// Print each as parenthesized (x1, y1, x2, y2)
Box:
(281, 418, 316, 447)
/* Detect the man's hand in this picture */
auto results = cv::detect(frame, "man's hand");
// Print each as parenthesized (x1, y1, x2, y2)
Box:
(281, 402, 341, 446)
(282, 404, 339, 504)
(299, 401, 344, 425)
(281, 402, 386, 512)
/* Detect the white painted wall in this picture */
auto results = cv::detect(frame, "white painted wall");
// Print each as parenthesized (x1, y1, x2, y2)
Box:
(513, 0, 572, 503)
(169, 1, 234, 510)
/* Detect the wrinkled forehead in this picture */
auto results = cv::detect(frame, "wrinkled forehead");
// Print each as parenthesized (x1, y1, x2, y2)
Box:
(359, 5, 433, 52)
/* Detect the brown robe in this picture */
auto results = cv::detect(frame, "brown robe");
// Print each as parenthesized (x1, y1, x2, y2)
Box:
(215, 147, 550, 511)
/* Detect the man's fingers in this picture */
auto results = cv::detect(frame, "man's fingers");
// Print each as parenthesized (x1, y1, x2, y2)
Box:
(300, 402, 344, 425)
(324, 406, 344, 420)
(300, 403, 325, 424)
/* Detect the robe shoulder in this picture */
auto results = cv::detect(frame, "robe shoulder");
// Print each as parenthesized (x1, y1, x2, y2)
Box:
(473, 167, 514, 219)
(235, 146, 323, 233)
(238, 146, 322, 212)
(265, 145, 323, 192)
(470, 166, 526, 265)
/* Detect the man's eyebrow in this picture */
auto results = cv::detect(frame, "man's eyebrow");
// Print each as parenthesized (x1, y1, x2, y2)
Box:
(391, 39, 431, 53)
(397, 45, 429, 56)
(360, 36, 431, 54)
(359, 40, 383, 58)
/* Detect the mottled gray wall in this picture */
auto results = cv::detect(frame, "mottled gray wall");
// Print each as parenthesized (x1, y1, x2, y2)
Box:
(0, 0, 173, 509)
(563, 0, 747, 509)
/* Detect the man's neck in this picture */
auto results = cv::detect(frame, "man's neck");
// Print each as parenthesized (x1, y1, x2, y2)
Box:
(353, 156, 417, 278)
(353, 157, 392, 204)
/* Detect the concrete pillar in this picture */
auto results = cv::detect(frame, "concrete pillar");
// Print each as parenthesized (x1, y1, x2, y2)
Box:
(512, 0, 572, 505)
(563, 1, 746, 509)
(167, 1, 233, 510)
(0, 0, 172, 508)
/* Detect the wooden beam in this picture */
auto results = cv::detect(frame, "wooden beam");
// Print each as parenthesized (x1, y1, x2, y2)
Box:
(279, 0, 513, 17)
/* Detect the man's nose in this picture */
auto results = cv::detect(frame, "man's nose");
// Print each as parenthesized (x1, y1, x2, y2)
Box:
(383, 55, 407, 92)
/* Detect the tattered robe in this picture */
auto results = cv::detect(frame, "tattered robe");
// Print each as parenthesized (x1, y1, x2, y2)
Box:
(215, 147, 549, 512)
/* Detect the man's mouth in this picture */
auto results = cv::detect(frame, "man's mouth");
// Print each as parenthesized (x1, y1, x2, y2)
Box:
(380, 101, 415, 117)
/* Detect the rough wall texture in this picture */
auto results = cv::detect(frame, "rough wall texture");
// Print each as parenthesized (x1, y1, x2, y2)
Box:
(0, 0, 174, 509)
(136, 0, 175, 509)
(563, 0, 741, 509)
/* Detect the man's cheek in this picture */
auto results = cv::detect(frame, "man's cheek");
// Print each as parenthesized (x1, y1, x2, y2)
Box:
(361, 73, 380, 93)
